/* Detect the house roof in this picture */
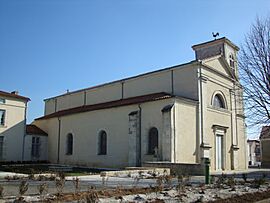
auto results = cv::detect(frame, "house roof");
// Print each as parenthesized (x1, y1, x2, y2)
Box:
(36, 92, 174, 120)
(0, 90, 30, 102)
(260, 126, 270, 139)
(26, 125, 48, 136)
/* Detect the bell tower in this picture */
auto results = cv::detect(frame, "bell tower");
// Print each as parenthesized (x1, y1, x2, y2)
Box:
(192, 37, 240, 78)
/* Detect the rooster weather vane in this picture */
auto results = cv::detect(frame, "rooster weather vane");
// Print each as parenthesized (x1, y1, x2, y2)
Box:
(212, 32, 219, 40)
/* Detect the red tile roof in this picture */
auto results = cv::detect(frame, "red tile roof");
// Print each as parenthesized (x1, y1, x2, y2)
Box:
(0, 90, 30, 101)
(26, 125, 48, 136)
(260, 126, 270, 139)
(36, 92, 173, 120)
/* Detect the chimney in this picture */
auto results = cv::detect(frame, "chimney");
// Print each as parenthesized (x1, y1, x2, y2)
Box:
(11, 91, 19, 95)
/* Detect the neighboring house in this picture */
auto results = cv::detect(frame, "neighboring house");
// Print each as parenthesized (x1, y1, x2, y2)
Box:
(260, 126, 270, 168)
(247, 139, 261, 167)
(0, 90, 30, 162)
(34, 37, 247, 172)
(24, 124, 48, 161)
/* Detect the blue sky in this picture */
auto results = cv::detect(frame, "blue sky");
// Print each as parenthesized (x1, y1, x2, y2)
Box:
(0, 0, 269, 137)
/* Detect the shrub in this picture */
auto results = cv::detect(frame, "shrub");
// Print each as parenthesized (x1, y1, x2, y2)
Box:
(37, 183, 48, 195)
(0, 185, 4, 198)
(55, 173, 65, 196)
(72, 177, 80, 194)
(85, 186, 99, 203)
(19, 180, 28, 196)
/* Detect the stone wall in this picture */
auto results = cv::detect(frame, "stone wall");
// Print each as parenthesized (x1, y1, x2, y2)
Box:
(143, 161, 205, 176)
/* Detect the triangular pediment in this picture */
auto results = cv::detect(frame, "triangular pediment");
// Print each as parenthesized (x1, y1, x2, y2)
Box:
(202, 55, 236, 80)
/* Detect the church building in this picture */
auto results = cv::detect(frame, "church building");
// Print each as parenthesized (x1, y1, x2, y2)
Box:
(34, 37, 248, 172)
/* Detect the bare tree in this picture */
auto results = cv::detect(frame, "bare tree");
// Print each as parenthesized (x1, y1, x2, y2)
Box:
(239, 16, 270, 128)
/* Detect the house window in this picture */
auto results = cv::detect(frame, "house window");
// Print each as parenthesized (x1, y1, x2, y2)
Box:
(0, 136, 4, 159)
(31, 137, 40, 158)
(0, 99, 5, 104)
(0, 110, 5, 126)
(66, 133, 73, 155)
(213, 94, 225, 109)
(98, 130, 107, 155)
(148, 127, 158, 155)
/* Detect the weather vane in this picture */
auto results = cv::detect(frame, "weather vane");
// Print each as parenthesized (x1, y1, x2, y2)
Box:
(212, 32, 219, 40)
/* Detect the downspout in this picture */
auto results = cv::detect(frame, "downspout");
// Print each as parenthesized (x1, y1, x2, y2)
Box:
(57, 117, 61, 164)
(84, 91, 87, 106)
(172, 69, 176, 162)
(121, 82, 124, 99)
(54, 99, 57, 113)
(22, 101, 28, 161)
(171, 70, 174, 95)
(138, 104, 142, 166)
(173, 100, 176, 162)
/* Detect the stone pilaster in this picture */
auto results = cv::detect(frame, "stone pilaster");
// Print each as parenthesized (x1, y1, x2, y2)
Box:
(161, 104, 175, 162)
(128, 111, 140, 166)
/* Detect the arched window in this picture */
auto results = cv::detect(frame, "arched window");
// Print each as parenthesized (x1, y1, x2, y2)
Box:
(213, 94, 225, 109)
(98, 130, 107, 155)
(66, 133, 73, 155)
(148, 127, 158, 155)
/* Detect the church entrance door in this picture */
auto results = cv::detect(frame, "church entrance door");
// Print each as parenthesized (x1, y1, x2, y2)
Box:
(216, 134, 224, 170)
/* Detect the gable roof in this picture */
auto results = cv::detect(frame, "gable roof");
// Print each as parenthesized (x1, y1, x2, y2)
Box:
(26, 125, 48, 136)
(0, 90, 30, 102)
(260, 126, 270, 139)
(201, 55, 237, 81)
(36, 92, 175, 120)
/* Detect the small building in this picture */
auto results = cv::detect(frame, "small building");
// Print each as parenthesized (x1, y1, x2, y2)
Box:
(260, 126, 270, 168)
(0, 90, 30, 162)
(247, 139, 260, 167)
(24, 124, 48, 162)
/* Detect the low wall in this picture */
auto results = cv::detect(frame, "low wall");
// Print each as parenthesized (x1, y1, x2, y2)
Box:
(100, 168, 170, 177)
(143, 162, 205, 176)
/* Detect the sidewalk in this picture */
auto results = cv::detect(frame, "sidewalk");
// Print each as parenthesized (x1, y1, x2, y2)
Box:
(211, 168, 270, 175)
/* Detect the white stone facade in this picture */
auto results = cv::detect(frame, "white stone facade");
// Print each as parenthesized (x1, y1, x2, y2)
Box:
(0, 91, 29, 162)
(35, 37, 248, 171)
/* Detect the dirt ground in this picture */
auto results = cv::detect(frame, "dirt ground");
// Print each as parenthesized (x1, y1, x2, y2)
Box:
(1, 169, 270, 202)
(36, 185, 270, 203)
